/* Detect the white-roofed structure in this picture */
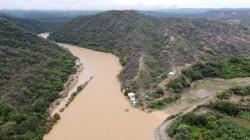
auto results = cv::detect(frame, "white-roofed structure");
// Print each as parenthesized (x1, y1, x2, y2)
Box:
(127, 92, 137, 107)
(128, 92, 135, 98)
(168, 70, 176, 77)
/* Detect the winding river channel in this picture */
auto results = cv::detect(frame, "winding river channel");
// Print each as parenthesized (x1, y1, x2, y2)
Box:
(39, 33, 164, 140)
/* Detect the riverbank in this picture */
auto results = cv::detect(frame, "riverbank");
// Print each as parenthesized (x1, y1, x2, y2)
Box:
(38, 33, 84, 116)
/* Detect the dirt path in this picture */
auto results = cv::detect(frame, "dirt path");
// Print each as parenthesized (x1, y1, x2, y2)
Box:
(132, 54, 145, 81)
(38, 33, 165, 140)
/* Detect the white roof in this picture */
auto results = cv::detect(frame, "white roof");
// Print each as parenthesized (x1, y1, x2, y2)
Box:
(128, 92, 135, 97)
(130, 97, 136, 102)
(168, 71, 176, 76)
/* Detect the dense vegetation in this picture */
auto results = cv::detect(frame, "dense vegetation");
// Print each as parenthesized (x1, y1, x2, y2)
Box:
(0, 18, 76, 139)
(49, 10, 250, 105)
(167, 111, 250, 140)
(168, 57, 250, 93)
(168, 101, 250, 140)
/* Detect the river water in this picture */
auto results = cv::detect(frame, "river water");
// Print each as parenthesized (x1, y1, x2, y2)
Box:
(38, 33, 164, 140)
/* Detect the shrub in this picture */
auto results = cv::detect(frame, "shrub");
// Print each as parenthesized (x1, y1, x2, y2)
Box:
(182, 67, 203, 81)
(211, 100, 240, 116)
(175, 124, 194, 140)
(52, 113, 61, 124)
(217, 91, 232, 99)
(182, 113, 208, 126)
(167, 75, 191, 93)
(230, 85, 250, 96)
(166, 117, 183, 137)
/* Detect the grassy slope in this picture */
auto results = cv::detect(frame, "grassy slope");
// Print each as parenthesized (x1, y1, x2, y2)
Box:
(0, 18, 76, 140)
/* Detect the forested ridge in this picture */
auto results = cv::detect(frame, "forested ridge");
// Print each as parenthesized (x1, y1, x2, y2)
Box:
(0, 17, 76, 140)
(0, 15, 72, 33)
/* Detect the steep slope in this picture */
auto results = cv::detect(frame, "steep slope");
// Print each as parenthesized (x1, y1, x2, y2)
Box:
(50, 10, 250, 105)
(0, 17, 76, 139)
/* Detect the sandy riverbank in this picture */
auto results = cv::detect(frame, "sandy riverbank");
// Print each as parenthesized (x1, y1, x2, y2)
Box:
(38, 33, 165, 140)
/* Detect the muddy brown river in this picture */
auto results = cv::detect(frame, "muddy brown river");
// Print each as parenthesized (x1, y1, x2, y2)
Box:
(38, 33, 164, 140)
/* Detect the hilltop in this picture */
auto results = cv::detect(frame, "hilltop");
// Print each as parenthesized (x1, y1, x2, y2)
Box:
(0, 10, 78, 33)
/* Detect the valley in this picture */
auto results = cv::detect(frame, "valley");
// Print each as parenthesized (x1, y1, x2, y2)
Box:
(0, 8, 249, 140)
(39, 33, 165, 140)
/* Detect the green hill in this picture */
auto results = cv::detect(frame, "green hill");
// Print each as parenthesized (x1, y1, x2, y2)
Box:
(0, 17, 76, 139)
(49, 10, 250, 106)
